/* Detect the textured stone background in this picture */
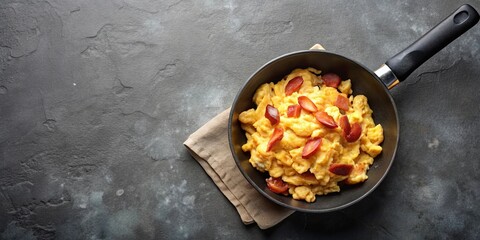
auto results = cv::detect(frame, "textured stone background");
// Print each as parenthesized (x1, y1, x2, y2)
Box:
(1, 0, 479, 239)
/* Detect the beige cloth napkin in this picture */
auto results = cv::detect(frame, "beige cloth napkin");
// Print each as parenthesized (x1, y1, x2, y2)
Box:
(184, 44, 325, 229)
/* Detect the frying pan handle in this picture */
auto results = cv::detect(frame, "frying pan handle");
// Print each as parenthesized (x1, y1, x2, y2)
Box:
(384, 4, 479, 84)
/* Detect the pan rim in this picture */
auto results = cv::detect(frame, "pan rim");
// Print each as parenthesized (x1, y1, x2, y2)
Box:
(228, 49, 400, 212)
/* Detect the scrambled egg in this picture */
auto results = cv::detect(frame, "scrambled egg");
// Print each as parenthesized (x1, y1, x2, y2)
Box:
(238, 68, 384, 202)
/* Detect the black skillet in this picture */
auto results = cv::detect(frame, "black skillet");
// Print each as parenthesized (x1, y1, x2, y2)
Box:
(228, 4, 479, 212)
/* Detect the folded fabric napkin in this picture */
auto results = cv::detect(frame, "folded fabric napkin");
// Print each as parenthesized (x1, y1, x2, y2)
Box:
(184, 44, 325, 229)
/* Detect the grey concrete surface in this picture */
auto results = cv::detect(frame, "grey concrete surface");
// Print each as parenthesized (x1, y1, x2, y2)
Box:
(1, 0, 480, 239)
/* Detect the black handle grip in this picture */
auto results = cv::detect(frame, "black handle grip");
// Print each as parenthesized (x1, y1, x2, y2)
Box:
(385, 4, 479, 82)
